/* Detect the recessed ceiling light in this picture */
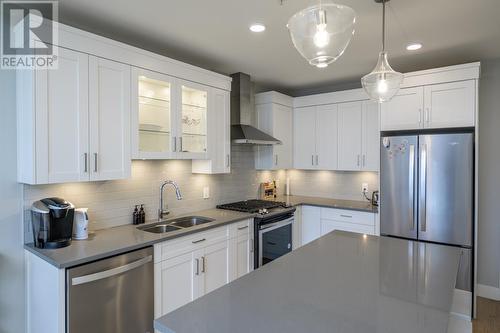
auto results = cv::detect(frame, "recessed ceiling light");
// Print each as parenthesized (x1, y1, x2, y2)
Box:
(249, 24, 266, 33)
(406, 42, 423, 51)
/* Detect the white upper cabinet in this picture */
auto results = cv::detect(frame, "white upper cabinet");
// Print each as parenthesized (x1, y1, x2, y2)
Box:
(255, 92, 293, 170)
(88, 56, 131, 181)
(131, 68, 176, 159)
(424, 80, 475, 129)
(192, 88, 231, 174)
(381, 79, 476, 131)
(17, 47, 131, 184)
(338, 102, 363, 171)
(31, 47, 89, 184)
(316, 104, 339, 170)
(293, 106, 317, 170)
(361, 101, 380, 171)
(380, 87, 424, 131)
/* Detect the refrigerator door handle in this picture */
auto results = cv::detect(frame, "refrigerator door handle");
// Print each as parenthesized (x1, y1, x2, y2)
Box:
(420, 143, 427, 232)
(409, 144, 415, 230)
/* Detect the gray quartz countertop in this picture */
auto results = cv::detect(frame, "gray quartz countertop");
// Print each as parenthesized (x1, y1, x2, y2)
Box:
(268, 194, 378, 213)
(24, 196, 376, 269)
(24, 208, 254, 268)
(155, 231, 460, 333)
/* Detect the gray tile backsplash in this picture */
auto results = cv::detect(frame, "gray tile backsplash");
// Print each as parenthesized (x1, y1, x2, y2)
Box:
(23, 146, 286, 241)
(23, 145, 378, 242)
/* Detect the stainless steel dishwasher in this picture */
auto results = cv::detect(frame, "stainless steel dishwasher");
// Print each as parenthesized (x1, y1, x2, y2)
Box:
(66, 247, 154, 333)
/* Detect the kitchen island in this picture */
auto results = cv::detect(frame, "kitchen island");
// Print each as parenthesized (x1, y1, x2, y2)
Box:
(155, 231, 469, 333)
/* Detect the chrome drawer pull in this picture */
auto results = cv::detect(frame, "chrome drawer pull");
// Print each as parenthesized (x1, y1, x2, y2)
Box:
(192, 238, 206, 244)
(238, 226, 249, 230)
(340, 214, 352, 218)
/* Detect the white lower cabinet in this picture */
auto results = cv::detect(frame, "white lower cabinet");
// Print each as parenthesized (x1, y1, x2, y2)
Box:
(154, 219, 253, 317)
(301, 205, 377, 245)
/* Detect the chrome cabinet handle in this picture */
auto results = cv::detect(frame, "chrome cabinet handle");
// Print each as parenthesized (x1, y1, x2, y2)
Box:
(420, 143, 427, 232)
(425, 108, 430, 124)
(94, 153, 98, 172)
(173, 136, 177, 152)
(250, 240, 254, 253)
(84, 153, 88, 173)
(179, 137, 183, 152)
(311, 155, 314, 166)
(195, 258, 200, 275)
(362, 154, 366, 168)
(275, 154, 278, 166)
(315, 155, 319, 165)
(201, 256, 206, 273)
(238, 225, 249, 230)
(226, 154, 230, 167)
(418, 109, 422, 124)
(71, 255, 152, 286)
(192, 238, 206, 244)
(340, 214, 352, 218)
(409, 144, 416, 231)
(357, 155, 360, 167)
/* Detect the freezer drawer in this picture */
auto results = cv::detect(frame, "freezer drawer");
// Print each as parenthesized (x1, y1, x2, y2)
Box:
(67, 247, 154, 333)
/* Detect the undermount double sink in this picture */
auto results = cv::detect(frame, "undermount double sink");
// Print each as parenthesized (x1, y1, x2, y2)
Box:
(137, 216, 215, 234)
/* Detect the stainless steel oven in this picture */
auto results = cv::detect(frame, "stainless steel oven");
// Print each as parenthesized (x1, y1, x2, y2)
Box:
(255, 211, 295, 268)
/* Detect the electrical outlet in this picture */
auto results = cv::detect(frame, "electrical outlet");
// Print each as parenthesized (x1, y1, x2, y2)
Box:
(362, 183, 369, 193)
(203, 186, 210, 199)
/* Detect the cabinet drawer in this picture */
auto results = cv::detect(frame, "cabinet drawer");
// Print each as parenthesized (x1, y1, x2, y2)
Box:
(155, 225, 229, 263)
(320, 207, 375, 226)
(229, 219, 253, 238)
(321, 219, 375, 236)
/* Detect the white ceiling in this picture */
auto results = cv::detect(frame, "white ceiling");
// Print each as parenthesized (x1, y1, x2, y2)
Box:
(58, 0, 500, 95)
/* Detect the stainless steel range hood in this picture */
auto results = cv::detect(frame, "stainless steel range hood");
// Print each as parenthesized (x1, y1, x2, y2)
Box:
(230, 73, 281, 145)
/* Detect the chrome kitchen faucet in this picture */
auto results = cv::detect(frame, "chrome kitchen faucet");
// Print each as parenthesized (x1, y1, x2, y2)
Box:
(158, 180, 183, 221)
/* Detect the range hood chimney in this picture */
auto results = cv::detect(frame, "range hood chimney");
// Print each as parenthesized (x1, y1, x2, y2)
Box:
(230, 73, 282, 145)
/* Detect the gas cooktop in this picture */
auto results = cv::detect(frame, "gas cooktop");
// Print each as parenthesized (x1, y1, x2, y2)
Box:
(216, 199, 287, 214)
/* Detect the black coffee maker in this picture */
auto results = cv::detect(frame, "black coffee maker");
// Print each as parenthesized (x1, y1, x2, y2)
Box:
(31, 197, 75, 249)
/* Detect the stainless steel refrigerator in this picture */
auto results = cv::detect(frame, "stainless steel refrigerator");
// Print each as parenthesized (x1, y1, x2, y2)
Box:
(380, 132, 473, 292)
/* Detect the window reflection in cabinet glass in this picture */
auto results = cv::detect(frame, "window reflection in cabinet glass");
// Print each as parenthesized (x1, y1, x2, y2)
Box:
(138, 76, 171, 153)
(181, 85, 207, 153)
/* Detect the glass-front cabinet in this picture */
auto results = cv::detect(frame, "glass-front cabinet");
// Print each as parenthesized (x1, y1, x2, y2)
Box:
(131, 68, 176, 159)
(131, 69, 211, 160)
(179, 81, 208, 158)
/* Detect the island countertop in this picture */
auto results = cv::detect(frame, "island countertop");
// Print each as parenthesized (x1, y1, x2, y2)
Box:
(155, 231, 462, 333)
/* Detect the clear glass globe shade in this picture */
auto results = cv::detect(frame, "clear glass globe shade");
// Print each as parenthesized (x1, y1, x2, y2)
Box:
(361, 52, 403, 103)
(287, 2, 356, 68)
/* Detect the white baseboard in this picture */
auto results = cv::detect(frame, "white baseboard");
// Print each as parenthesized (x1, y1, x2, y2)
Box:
(477, 283, 500, 301)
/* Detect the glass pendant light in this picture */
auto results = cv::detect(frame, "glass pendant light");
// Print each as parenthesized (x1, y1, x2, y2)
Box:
(361, 0, 403, 102)
(287, 0, 356, 68)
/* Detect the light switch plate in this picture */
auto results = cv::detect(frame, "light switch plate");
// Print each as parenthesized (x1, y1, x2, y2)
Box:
(362, 183, 369, 193)
(203, 186, 210, 199)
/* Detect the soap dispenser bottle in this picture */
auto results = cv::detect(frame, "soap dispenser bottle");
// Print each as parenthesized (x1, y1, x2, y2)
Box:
(132, 205, 139, 225)
(139, 204, 145, 224)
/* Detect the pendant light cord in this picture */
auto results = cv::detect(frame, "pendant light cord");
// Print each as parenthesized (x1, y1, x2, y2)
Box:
(382, 0, 386, 52)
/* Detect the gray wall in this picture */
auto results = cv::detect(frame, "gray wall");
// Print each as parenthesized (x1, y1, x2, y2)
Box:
(477, 58, 500, 289)
(0, 70, 25, 332)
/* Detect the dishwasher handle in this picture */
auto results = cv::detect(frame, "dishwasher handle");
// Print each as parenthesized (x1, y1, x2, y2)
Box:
(71, 255, 152, 286)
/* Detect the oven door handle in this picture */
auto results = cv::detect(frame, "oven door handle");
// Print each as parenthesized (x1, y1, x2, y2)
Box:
(259, 217, 294, 231)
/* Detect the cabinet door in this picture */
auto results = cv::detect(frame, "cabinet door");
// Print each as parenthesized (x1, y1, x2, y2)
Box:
(200, 240, 231, 295)
(338, 101, 363, 171)
(35, 47, 89, 183)
(131, 67, 177, 159)
(155, 252, 197, 317)
(293, 107, 317, 170)
(424, 80, 475, 129)
(89, 56, 131, 181)
(320, 219, 338, 236)
(235, 233, 254, 279)
(178, 81, 209, 159)
(361, 100, 380, 171)
(316, 104, 339, 170)
(301, 206, 321, 245)
(380, 87, 424, 130)
(273, 104, 293, 169)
